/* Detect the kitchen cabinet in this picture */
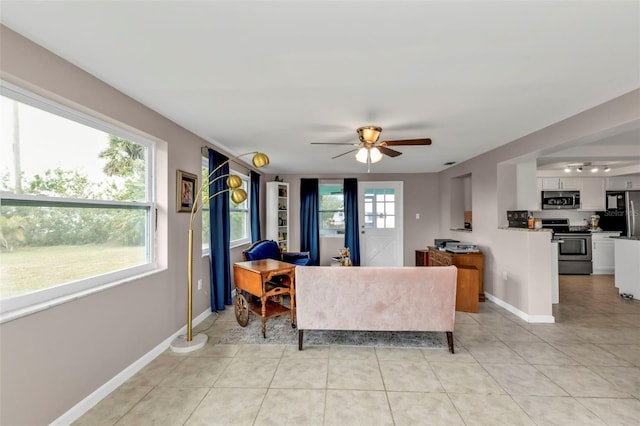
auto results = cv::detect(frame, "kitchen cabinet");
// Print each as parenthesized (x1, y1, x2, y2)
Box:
(592, 232, 620, 275)
(580, 178, 605, 210)
(540, 177, 580, 190)
(266, 182, 289, 252)
(606, 175, 640, 190)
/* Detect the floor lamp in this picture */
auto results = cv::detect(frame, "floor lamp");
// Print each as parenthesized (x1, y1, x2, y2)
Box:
(170, 151, 269, 353)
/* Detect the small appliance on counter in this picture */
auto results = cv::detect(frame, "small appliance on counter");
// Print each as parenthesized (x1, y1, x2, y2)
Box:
(587, 214, 600, 231)
(434, 239, 459, 249)
(443, 241, 479, 253)
(506, 210, 529, 228)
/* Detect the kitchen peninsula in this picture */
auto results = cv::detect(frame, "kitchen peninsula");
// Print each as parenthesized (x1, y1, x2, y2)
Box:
(613, 237, 640, 298)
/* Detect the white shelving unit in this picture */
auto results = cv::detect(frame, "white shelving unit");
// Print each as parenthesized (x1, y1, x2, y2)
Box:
(266, 181, 289, 252)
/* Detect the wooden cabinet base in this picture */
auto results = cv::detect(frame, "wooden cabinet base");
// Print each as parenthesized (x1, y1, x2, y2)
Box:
(456, 266, 479, 313)
(427, 247, 485, 303)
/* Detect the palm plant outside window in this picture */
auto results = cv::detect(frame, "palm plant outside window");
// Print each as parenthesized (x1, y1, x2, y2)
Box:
(0, 85, 155, 317)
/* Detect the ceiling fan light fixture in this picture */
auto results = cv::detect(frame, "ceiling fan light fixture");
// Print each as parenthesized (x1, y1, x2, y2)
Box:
(355, 147, 369, 163)
(357, 126, 382, 143)
(564, 166, 571, 173)
(369, 147, 383, 163)
(576, 166, 583, 172)
(604, 166, 611, 172)
(591, 166, 599, 173)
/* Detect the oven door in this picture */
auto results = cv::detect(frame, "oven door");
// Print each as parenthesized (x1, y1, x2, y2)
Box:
(555, 234, 592, 261)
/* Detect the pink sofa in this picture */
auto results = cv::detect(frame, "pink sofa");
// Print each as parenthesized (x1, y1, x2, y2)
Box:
(295, 265, 458, 353)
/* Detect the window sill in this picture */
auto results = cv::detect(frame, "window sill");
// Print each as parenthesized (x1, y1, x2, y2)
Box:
(0, 267, 166, 324)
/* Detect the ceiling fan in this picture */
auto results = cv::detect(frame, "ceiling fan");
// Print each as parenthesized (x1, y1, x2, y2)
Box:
(311, 126, 432, 171)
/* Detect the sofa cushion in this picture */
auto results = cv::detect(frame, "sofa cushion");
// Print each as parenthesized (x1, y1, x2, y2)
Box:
(282, 252, 311, 266)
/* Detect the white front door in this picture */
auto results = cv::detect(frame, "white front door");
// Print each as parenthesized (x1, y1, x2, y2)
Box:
(358, 181, 403, 266)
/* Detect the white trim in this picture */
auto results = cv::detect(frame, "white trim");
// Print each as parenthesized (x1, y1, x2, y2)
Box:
(51, 307, 212, 426)
(485, 292, 555, 323)
(0, 268, 164, 324)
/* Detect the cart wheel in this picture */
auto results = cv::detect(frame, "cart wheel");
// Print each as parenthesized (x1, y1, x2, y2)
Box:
(234, 294, 249, 327)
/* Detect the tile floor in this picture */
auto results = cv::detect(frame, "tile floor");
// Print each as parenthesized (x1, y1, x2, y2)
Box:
(75, 275, 640, 425)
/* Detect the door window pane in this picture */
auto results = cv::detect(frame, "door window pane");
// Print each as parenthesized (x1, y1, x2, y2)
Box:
(364, 188, 395, 229)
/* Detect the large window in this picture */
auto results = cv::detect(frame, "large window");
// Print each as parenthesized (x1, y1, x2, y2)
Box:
(201, 159, 250, 252)
(319, 183, 344, 235)
(0, 84, 155, 318)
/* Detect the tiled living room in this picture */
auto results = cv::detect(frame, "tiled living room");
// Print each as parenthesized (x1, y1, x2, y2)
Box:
(75, 275, 640, 425)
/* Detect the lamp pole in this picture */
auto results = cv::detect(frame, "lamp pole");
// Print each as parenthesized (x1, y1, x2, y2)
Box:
(170, 151, 269, 353)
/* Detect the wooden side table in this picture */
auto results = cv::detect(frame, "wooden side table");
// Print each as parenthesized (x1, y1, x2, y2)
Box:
(233, 259, 296, 338)
(427, 246, 485, 303)
(415, 249, 429, 266)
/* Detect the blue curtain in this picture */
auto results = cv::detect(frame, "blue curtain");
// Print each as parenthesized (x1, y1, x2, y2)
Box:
(250, 171, 261, 243)
(344, 178, 361, 266)
(300, 178, 320, 265)
(208, 149, 232, 311)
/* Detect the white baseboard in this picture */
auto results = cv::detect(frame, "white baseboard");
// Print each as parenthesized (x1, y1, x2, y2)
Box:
(485, 292, 555, 324)
(52, 308, 212, 426)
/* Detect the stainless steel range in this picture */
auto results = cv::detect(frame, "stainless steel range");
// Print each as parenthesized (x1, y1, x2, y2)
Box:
(542, 218, 592, 275)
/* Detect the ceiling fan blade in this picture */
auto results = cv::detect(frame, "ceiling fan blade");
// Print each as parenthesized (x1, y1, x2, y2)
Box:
(310, 142, 359, 146)
(332, 148, 359, 159)
(383, 138, 432, 146)
(378, 146, 402, 157)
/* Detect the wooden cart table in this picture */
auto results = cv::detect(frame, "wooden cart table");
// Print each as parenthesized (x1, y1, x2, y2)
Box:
(232, 259, 296, 338)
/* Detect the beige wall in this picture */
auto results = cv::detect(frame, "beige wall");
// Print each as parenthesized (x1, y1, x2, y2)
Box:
(0, 26, 262, 425)
(269, 173, 441, 266)
(274, 89, 639, 319)
(438, 90, 640, 317)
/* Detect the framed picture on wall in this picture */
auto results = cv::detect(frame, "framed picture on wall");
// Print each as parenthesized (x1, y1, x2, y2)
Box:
(177, 169, 198, 213)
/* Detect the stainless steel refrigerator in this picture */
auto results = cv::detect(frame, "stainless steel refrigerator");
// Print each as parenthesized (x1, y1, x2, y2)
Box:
(598, 190, 640, 237)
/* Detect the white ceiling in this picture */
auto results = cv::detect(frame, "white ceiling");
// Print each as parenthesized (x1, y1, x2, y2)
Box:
(1, 1, 639, 174)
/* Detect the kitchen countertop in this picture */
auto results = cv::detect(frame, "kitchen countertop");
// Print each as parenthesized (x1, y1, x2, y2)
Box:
(611, 236, 640, 241)
(498, 227, 552, 233)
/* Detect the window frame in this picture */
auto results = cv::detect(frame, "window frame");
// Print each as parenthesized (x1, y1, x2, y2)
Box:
(363, 187, 396, 229)
(0, 82, 157, 321)
(319, 182, 345, 237)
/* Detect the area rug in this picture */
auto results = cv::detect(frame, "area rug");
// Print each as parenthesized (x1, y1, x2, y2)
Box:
(216, 315, 448, 348)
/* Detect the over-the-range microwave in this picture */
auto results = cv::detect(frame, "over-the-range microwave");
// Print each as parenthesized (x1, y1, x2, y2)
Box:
(541, 190, 580, 209)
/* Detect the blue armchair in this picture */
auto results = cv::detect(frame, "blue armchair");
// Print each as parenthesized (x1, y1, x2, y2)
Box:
(242, 240, 311, 266)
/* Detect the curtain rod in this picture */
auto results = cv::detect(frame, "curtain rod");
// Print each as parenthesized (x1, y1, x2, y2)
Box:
(200, 146, 266, 174)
